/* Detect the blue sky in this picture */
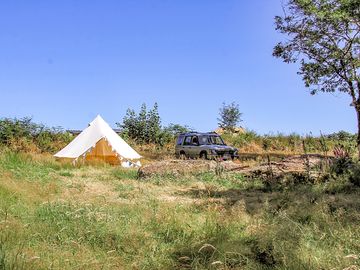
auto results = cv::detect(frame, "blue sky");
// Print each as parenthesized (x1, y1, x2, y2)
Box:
(0, 0, 355, 135)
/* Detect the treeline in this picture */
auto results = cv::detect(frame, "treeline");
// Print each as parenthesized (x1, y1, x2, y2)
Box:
(0, 117, 72, 153)
(0, 105, 192, 154)
(0, 103, 356, 155)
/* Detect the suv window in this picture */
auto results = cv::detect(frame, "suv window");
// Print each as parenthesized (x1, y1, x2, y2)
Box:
(176, 135, 185, 145)
(199, 136, 209, 145)
(184, 136, 192, 145)
(192, 136, 199, 145)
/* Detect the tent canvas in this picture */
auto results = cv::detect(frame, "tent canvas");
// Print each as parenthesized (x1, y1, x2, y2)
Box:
(54, 115, 141, 166)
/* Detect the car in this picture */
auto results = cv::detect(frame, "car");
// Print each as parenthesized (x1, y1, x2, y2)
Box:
(175, 132, 238, 160)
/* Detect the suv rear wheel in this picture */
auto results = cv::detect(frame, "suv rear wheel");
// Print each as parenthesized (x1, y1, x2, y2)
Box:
(179, 151, 186, 160)
(200, 151, 208, 160)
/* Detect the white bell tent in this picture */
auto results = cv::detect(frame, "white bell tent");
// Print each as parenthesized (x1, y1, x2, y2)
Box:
(54, 115, 141, 167)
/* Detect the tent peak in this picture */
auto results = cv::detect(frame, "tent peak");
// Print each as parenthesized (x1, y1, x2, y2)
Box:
(55, 115, 142, 163)
(90, 115, 106, 126)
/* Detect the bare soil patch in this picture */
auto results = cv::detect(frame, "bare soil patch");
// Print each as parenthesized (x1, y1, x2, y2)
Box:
(138, 154, 329, 178)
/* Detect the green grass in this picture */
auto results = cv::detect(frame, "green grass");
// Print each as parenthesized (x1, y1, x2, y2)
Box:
(221, 130, 356, 157)
(0, 149, 74, 182)
(0, 151, 54, 182)
(0, 151, 360, 269)
(196, 171, 265, 190)
(112, 167, 138, 180)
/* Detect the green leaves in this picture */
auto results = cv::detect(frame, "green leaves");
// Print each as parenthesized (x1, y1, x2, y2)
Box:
(217, 102, 242, 131)
(0, 117, 72, 153)
(118, 103, 166, 145)
(118, 103, 191, 147)
(274, 0, 360, 98)
(274, 0, 360, 158)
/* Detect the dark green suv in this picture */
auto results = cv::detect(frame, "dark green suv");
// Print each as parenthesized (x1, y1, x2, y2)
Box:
(175, 132, 238, 160)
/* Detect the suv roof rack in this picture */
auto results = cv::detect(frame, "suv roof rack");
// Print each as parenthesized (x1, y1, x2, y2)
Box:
(179, 131, 220, 135)
(179, 131, 198, 135)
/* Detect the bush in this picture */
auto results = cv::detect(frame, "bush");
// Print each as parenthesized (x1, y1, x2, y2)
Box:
(324, 176, 354, 194)
(225, 130, 260, 148)
(117, 103, 189, 147)
(119, 103, 161, 145)
(327, 131, 356, 142)
(0, 117, 72, 153)
(349, 163, 360, 187)
(330, 157, 354, 175)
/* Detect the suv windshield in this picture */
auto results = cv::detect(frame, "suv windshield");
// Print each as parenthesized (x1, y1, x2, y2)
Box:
(198, 135, 225, 145)
(209, 135, 225, 145)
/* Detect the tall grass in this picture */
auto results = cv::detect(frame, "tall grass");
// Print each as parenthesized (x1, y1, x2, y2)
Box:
(0, 149, 73, 182)
(1, 151, 360, 269)
(222, 130, 356, 156)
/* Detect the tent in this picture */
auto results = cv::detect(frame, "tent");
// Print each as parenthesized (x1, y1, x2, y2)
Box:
(54, 115, 141, 167)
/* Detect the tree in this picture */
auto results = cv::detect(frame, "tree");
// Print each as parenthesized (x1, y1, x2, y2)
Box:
(147, 103, 161, 143)
(273, 0, 360, 157)
(117, 103, 164, 144)
(217, 102, 242, 131)
(121, 108, 138, 140)
(163, 123, 192, 136)
(118, 103, 194, 146)
(138, 103, 148, 143)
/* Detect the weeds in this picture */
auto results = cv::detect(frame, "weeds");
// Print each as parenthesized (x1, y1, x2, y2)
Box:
(0, 150, 69, 183)
(0, 117, 72, 153)
(112, 168, 138, 180)
(1, 150, 360, 269)
(223, 130, 356, 158)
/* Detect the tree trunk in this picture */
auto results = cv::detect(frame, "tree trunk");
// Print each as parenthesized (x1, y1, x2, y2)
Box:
(356, 106, 360, 159)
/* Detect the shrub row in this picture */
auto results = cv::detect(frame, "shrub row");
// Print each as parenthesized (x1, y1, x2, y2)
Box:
(0, 117, 72, 153)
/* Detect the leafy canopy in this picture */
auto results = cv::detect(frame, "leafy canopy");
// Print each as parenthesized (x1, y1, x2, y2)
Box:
(0, 117, 72, 153)
(273, 0, 360, 101)
(118, 103, 161, 144)
(217, 102, 242, 131)
(118, 103, 190, 146)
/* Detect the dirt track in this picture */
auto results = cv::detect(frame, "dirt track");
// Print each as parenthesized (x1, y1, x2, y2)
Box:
(138, 154, 331, 178)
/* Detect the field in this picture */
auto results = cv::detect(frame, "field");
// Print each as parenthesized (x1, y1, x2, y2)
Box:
(2, 0, 359, 269)
(1, 148, 360, 270)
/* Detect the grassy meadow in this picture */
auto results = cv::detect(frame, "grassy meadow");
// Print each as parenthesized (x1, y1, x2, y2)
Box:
(1, 0, 359, 268)
(1, 148, 360, 270)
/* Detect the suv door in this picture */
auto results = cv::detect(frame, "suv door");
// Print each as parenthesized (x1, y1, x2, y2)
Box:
(190, 136, 200, 157)
(175, 135, 185, 156)
(182, 136, 200, 158)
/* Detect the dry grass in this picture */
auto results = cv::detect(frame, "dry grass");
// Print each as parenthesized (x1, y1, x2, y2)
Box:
(1, 151, 360, 269)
